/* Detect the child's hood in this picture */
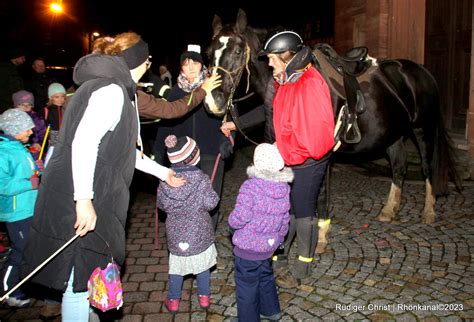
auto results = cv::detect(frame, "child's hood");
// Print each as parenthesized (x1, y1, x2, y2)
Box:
(159, 167, 206, 202)
(246, 165, 293, 199)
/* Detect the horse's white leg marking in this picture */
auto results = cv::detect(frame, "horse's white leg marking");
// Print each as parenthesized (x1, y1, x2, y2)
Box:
(422, 179, 436, 224)
(316, 218, 332, 254)
(377, 183, 401, 222)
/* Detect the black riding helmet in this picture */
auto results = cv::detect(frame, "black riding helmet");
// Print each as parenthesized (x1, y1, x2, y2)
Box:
(259, 31, 304, 56)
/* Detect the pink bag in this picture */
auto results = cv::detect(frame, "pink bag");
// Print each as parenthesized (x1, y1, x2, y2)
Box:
(87, 235, 123, 312)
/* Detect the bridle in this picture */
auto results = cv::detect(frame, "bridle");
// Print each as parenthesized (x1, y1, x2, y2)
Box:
(209, 43, 252, 107)
(209, 42, 260, 145)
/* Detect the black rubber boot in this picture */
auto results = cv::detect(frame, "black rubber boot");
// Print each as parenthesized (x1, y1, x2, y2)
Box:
(293, 217, 318, 279)
(272, 214, 295, 272)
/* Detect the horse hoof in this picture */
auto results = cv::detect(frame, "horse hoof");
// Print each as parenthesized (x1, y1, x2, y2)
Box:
(422, 214, 435, 224)
(377, 214, 393, 223)
(315, 242, 327, 254)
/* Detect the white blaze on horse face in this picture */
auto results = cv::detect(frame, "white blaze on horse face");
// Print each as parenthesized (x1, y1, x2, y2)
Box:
(205, 36, 230, 114)
(213, 36, 230, 76)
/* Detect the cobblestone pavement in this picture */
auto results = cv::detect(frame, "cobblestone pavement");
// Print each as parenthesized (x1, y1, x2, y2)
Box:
(1, 145, 473, 321)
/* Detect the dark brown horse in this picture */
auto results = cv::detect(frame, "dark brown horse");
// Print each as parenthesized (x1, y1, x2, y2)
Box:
(204, 9, 462, 225)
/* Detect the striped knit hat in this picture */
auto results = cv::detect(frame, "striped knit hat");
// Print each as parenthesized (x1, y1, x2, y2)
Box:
(165, 135, 200, 167)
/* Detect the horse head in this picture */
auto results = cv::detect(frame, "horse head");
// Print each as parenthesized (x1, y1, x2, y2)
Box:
(204, 9, 271, 117)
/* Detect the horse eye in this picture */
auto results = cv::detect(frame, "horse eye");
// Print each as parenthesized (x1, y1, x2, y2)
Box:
(235, 49, 241, 55)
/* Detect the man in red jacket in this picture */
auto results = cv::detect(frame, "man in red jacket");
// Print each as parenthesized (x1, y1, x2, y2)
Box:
(260, 30, 335, 288)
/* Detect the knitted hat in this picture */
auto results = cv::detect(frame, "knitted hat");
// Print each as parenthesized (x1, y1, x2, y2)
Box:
(12, 90, 34, 107)
(253, 143, 285, 172)
(165, 135, 200, 166)
(180, 44, 204, 65)
(0, 108, 34, 137)
(48, 82, 66, 98)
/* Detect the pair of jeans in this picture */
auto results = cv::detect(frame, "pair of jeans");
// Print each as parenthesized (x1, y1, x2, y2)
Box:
(290, 155, 330, 219)
(168, 270, 210, 299)
(61, 269, 89, 321)
(234, 256, 280, 322)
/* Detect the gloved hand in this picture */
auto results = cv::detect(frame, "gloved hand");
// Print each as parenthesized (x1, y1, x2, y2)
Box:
(30, 175, 39, 189)
(219, 139, 234, 160)
(34, 159, 44, 172)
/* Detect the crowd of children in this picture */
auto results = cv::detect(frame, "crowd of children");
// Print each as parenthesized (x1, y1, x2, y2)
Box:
(0, 83, 66, 317)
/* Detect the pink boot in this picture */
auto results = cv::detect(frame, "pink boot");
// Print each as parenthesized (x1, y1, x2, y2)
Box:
(165, 298, 180, 313)
(198, 295, 211, 309)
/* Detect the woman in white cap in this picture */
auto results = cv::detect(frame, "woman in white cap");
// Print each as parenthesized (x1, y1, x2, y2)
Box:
(155, 44, 232, 231)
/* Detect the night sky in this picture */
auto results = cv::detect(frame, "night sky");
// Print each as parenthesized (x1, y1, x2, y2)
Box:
(0, 0, 334, 82)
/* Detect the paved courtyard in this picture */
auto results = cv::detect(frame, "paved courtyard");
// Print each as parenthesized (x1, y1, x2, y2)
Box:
(1, 145, 473, 321)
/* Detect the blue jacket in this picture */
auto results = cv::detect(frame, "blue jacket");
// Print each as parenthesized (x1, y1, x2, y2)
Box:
(0, 135, 37, 222)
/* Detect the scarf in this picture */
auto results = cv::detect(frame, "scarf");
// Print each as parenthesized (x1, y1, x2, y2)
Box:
(177, 66, 208, 93)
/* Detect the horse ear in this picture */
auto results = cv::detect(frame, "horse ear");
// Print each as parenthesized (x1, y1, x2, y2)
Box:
(236, 8, 247, 34)
(212, 15, 223, 38)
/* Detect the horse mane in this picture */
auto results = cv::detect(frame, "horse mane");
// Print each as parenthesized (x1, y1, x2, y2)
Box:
(241, 26, 272, 98)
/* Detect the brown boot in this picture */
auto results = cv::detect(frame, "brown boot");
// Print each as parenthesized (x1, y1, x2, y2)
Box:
(39, 302, 62, 320)
(275, 268, 299, 289)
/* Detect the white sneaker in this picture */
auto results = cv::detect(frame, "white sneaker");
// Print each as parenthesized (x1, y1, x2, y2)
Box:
(6, 296, 30, 307)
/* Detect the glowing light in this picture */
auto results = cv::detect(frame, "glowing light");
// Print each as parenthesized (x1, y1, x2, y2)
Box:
(50, 2, 63, 13)
(92, 32, 100, 37)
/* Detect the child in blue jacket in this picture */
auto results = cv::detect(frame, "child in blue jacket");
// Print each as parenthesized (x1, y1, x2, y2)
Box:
(0, 108, 40, 307)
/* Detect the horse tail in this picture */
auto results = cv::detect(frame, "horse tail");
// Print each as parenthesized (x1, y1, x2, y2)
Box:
(432, 119, 463, 195)
(431, 94, 463, 196)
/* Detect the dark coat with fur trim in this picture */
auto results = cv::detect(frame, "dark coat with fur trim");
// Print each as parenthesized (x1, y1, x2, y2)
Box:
(22, 54, 137, 292)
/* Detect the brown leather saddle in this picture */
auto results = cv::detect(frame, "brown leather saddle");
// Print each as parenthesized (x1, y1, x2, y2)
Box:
(313, 43, 375, 145)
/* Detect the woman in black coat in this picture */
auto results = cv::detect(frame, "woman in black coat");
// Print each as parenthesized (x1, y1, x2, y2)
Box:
(154, 45, 233, 230)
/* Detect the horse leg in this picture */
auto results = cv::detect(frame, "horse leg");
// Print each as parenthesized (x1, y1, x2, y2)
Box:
(316, 162, 331, 254)
(412, 128, 436, 224)
(422, 179, 436, 224)
(377, 139, 407, 222)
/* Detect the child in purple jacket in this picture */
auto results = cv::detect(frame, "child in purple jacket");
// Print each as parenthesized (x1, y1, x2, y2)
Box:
(228, 143, 294, 322)
(157, 135, 219, 314)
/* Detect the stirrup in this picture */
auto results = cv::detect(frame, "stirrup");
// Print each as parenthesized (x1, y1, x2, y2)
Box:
(343, 115, 362, 144)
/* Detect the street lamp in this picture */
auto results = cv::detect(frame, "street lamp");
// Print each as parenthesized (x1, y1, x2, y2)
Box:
(50, 1, 63, 14)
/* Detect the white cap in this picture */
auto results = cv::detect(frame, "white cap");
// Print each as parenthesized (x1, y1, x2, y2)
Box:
(187, 44, 201, 53)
